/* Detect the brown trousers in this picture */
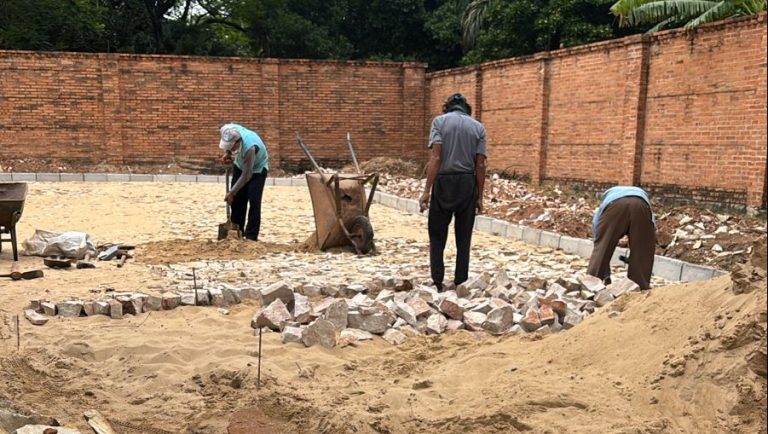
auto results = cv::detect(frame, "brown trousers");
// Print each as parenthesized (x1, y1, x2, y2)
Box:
(587, 196, 655, 289)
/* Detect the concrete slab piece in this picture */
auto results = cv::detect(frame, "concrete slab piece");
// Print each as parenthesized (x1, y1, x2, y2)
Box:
(37, 173, 61, 182)
(505, 224, 523, 240)
(653, 256, 684, 281)
(273, 178, 291, 186)
(404, 199, 419, 214)
(681, 263, 717, 282)
(576, 239, 594, 258)
(264, 177, 275, 186)
(60, 173, 84, 182)
(558, 236, 581, 254)
(129, 174, 153, 182)
(521, 227, 541, 245)
(12, 173, 36, 181)
(153, 174, 176, 182)
(107, 173, 130, 182)
(490, 219, 508, 237)
(83, 173, 108, 182)
(382, 193, 397, 208)
(197, 175, 218, 183)
(475, 216, 493, 233)
(0, 173, 13, 181)
(175, 174, 197, 182)
(290, 178, 307, 187)
(540, 231, 561, 249)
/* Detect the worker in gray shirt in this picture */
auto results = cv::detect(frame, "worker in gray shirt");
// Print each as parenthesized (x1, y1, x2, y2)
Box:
(419, 93, 487, 290)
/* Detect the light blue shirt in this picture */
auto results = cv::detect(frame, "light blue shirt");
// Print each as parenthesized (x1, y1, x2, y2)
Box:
(233, 124, 269, 174)
(592, 186, 653, 240)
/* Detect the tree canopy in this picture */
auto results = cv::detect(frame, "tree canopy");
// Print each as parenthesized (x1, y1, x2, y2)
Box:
(0, 0, 760, 68)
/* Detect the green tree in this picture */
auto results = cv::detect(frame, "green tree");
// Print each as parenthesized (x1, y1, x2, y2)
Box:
(0, 0, 106, 51)
(610, 0, 766, 31)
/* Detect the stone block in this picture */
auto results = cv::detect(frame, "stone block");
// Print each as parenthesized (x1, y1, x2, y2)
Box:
(324, 299, 349, 330)
(521, 227, 542, 245)
(208, 287, 225, 306)
(282, 326, 304, 344)
(82, 301, 95, 316)
(252, 299, 292, 331)
(425, 313, 447, 335)
(175, 174, 197, 182)
(504, 224, 523, 240)
(60, 173, 84, 182)
(41, 302, 56, 316)
(179, 291, 196, 306)
(576, 239, 594, 258)
(12, 173, 36, 181)
(153, 174, 176, 182)
(143, 295, 163, 311)
(293, 293, 313, 324)
(408, 297, 432, 319)
(129, 174, 153, 182)
(341, 328, 374, 341)
(404, 199, 419, 214)
(594, 290, 614, 307)
(394, 301, 418, 326)
(438, 298, 464, 320)
(490, 219, 508, 237)
(347, 312, 390, 334)
(475, 216, 493, 233)
(264, 177, 275, 186)
(610, 247, 629, 267)
(302, 319, 336, 348)
(538, 304, 557, 326)
(652, 256, 684, 281)
(221, 287, 240, 305)
(162, 293, 181, 309)
(260, 281, 295, 311)
(83, 173, 108, 182)
(382, 328, 407, 345)
(109, 300, 123, 319)
(577, 273, 605, 293)
(36, 173, 61, 182)
(130, 294, 147, 314)
(15, 425, 82, 434)
(0, 173, 12, 181)
(520, 308, 541, 332)
(540, 231, 561, 249)
(24, 309, 48, 325)
(196, 175, 218, 183)
(681, 263, 717, 282)
(482, 306, 515, 334)
(606, 277, 639, 298)
(539, 298, 567, 317)
(563, 309, 583, 329)
(56, 301, 83, 317)
(290, 177, 307, 187)
(107, 173, 130, 182)
(558, 236, 581, 255)
(463, 311, 486, 331)
(93, 300, 111, 315)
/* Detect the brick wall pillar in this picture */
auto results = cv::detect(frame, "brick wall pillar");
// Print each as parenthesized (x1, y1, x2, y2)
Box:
(98, 55, 123, 165)
(533, 54, 551, 184)
(401, 63, 428, 161)
(621, 35, 651, 186)
(260, 59, 281, 167)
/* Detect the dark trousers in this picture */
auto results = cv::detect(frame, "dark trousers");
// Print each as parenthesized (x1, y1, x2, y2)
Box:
(231, 166, 267, 241)
(587, 196, 655, 289)
(428, 173, 476, 288)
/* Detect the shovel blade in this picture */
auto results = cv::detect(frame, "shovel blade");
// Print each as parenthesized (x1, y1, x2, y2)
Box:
(218, 221, 241, 241)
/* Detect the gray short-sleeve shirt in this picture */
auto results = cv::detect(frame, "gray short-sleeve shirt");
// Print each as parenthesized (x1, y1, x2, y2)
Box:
(428, 110, 487, 174)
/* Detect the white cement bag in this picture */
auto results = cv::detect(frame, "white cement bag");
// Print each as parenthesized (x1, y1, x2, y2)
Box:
(22, 229, 97, 259)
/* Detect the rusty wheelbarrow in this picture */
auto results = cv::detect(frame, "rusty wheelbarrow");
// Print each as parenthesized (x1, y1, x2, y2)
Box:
(296, 133, 379, 255)
(0, 182, 28, 261)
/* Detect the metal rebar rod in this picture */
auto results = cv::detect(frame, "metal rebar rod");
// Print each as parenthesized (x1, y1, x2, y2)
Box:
(257, 327, 263, 388)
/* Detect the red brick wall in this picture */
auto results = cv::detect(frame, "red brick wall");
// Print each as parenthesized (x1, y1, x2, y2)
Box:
(0, 51, 428, 171)
(426, 14, 767, 208)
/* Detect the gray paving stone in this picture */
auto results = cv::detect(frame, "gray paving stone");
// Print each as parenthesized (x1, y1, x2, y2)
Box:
(129, 174, 153, 182)
(60, 173, 84, 182)
(505, 223, 523, 240)
(576, 239, 594, 258)
(610, 247, 629, 267)
(490, 219, 508, 237)
(37, 173, 61, 182)
(652, 256, 684, 281)
(681, 263, 717, 282)
(107, 173, 130, 182)
(475, 216, 493, 233)
(264, 177, 275, 186)
(290, 177, 307, 187)
(522, 227, 542, 245)
(273, 178, 291, 186)
(196, 175, 218, 183)
(559, 236, 580, 254)
(540, 231, 561, 249)
(0, 173, 12, 181)
(84, 173, 108, 182)
(12, 173, 36, 181)
(404, 199, 419, 214)
(153, 174, 176, 182)
(175, 174, 197, 182)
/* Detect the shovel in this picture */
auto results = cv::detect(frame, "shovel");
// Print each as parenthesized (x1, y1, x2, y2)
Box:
(218, 168, 242, 240)
(1, 262, 44, 280)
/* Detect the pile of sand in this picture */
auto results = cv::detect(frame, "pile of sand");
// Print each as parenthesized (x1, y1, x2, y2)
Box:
(136, 238, 302, 264)
(343, 157, 422, 178)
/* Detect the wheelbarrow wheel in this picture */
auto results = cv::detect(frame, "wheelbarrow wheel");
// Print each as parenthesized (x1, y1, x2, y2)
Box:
(348, 216, 374, 254)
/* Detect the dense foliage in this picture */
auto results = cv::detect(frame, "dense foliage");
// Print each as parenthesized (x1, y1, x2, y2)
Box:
(0, 0, 760, 68)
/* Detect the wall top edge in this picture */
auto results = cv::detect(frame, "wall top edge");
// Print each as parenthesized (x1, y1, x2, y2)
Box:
(0, 49, 427, 69)
(427, 12, 766, 78)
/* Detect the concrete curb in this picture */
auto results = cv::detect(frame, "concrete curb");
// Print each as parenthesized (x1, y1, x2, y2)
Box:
(1, 173, 727, 282)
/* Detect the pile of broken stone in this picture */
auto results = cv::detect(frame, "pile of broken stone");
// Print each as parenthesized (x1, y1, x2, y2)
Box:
(251, 270, 641, 349)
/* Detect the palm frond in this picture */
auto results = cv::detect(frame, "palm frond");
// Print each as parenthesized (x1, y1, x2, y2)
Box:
(627, 0, 719, 26)
(647, 15, 679, 31)
(462, 0, 494, 48)
(685, 1, 737, 26)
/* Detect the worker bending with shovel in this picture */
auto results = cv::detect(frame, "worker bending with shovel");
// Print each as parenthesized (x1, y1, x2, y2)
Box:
(587, 186, 655, 290)
(219, 123, 269, 241)
(420, 93, 487, 291)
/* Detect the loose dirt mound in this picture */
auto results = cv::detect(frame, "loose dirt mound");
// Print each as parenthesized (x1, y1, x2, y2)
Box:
(343, 157, 422, 178)
(136, 238, 303, 264)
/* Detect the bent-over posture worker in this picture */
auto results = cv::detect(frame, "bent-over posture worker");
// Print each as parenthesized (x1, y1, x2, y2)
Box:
(587, 186, 655, 290)
(419, 93, 487, 291)
(219, 123, 269, 241)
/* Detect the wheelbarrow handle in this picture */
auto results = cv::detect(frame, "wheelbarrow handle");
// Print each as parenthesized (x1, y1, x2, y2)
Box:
(296, 133, 324, 173)
(346, 132, 361, 174)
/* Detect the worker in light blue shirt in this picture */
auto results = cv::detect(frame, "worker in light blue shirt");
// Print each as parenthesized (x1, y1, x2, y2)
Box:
(587, 186, 655, 289)
(219, 123, 269, 241)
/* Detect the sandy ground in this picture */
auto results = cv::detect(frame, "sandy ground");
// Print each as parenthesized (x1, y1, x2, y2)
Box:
(0, 182, 765, 434)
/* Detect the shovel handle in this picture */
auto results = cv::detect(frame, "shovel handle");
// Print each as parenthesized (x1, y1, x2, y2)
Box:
(225, 168, 232, 221)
